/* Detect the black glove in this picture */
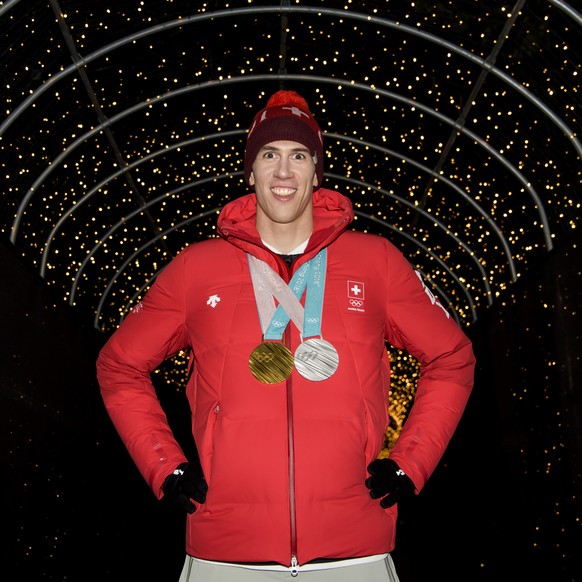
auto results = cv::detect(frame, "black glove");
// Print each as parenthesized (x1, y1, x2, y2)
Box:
(162, 462, 208, 514)
(365, 458, 415, 508)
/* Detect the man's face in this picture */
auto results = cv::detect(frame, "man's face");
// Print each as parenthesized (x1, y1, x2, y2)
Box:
(250, 140, 319, 230)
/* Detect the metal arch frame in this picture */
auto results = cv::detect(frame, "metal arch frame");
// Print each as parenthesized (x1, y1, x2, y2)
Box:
(353, 215, 477, 322)
(326, 172, 493, 301)
(94, 204, 473, 330)
(2, 0, 580, 22)
(8, 72, 556, 252)
(0, 0, 20, 17)
(320, 78, 555, 251)
(2, 3, 580, 153)
(18, 72, 551, 257)
(67, 180, 222, 305)
(81, 171, 479, 327)
(94, 220, 181, 329)
(4, 2, 575, 327)
(84, 183, 476, 329)
(21, 73, 546, 307)
(324, 141, 516, 283)
(3, 7, 577, 245)
(61, 128, 510, 305)
(546, 0, 582, 22)
(42, 129, 243, 280)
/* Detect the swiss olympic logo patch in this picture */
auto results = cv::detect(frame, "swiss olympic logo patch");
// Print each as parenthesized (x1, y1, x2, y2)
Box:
(347, 280, 365, 312)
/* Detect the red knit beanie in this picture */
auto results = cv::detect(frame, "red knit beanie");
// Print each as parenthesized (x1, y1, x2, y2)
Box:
(244, 90, 323, 189)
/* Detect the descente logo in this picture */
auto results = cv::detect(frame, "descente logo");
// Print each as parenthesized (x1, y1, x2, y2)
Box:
(207, 294, 221, 308)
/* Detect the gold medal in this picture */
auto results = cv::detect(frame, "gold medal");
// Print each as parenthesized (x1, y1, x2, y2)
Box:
(249, 341, 294, 384)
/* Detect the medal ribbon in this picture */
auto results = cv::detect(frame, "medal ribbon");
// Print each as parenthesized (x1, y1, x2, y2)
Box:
(302, 247, 326, 339)
(248, 248, 327, 341)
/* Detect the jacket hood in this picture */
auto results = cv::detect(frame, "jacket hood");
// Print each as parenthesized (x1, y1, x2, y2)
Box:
(216, 187, 354, 258)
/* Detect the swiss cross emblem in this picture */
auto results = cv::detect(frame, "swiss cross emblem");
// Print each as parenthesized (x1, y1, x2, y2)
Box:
(347, 281, 365, 300)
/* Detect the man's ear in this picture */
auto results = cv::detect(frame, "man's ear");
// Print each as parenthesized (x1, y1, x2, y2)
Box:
(312, 173, 318, 187)
(249, 171, 255, 186)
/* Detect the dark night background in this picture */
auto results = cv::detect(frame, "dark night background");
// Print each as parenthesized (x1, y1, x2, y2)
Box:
(1, 1, 581, 580)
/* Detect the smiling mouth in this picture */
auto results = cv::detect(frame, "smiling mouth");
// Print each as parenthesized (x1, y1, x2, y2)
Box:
(271, 187, 296, 196)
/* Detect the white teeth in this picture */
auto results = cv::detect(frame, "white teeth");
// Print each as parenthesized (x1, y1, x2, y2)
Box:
(271, 188, 295, 196)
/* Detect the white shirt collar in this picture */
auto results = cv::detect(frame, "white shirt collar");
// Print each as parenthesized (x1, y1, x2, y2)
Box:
(262, 238, 309, 255)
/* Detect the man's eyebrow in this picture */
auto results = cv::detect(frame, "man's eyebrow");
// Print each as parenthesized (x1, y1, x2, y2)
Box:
(260, 145, 310, 153)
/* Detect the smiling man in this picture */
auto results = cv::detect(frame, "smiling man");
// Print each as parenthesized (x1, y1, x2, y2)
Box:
(97, 90, 476, 581)
(251, 140, 317, 251)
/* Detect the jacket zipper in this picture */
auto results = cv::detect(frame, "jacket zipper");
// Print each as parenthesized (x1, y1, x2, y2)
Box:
(290, 554, 299, 576)
(286, 327, 299, 577)
(282, 257, 299, 576)
(285, 312, 299, 577)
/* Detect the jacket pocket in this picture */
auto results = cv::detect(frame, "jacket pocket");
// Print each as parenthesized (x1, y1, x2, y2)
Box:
(362, 402, 384, 465)
(200, 402, 220, 482)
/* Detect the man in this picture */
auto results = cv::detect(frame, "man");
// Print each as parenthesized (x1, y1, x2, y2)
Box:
(97, 89, 475, 581)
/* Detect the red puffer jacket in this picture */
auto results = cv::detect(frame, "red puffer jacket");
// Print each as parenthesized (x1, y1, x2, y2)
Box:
(97, 188, 475, 567)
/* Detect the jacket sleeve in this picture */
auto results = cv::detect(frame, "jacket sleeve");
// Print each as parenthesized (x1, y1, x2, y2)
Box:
(382, 242, 476, 492)
(96, 251, 190, 498)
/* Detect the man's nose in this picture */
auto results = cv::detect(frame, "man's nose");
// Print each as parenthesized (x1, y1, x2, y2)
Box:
(274, 158, 292, 178)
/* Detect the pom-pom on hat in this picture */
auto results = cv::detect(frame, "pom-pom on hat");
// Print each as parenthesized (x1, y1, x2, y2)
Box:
(244, 90, 323, 189)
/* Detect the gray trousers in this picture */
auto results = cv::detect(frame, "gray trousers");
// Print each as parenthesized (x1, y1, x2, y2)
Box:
(179, 554, 400, 581)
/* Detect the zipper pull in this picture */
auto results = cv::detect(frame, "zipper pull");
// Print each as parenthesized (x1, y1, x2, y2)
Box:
(290, 554, 299, 577)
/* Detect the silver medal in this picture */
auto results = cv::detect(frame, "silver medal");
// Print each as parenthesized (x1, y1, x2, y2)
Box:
(294, 338, 339, 381)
